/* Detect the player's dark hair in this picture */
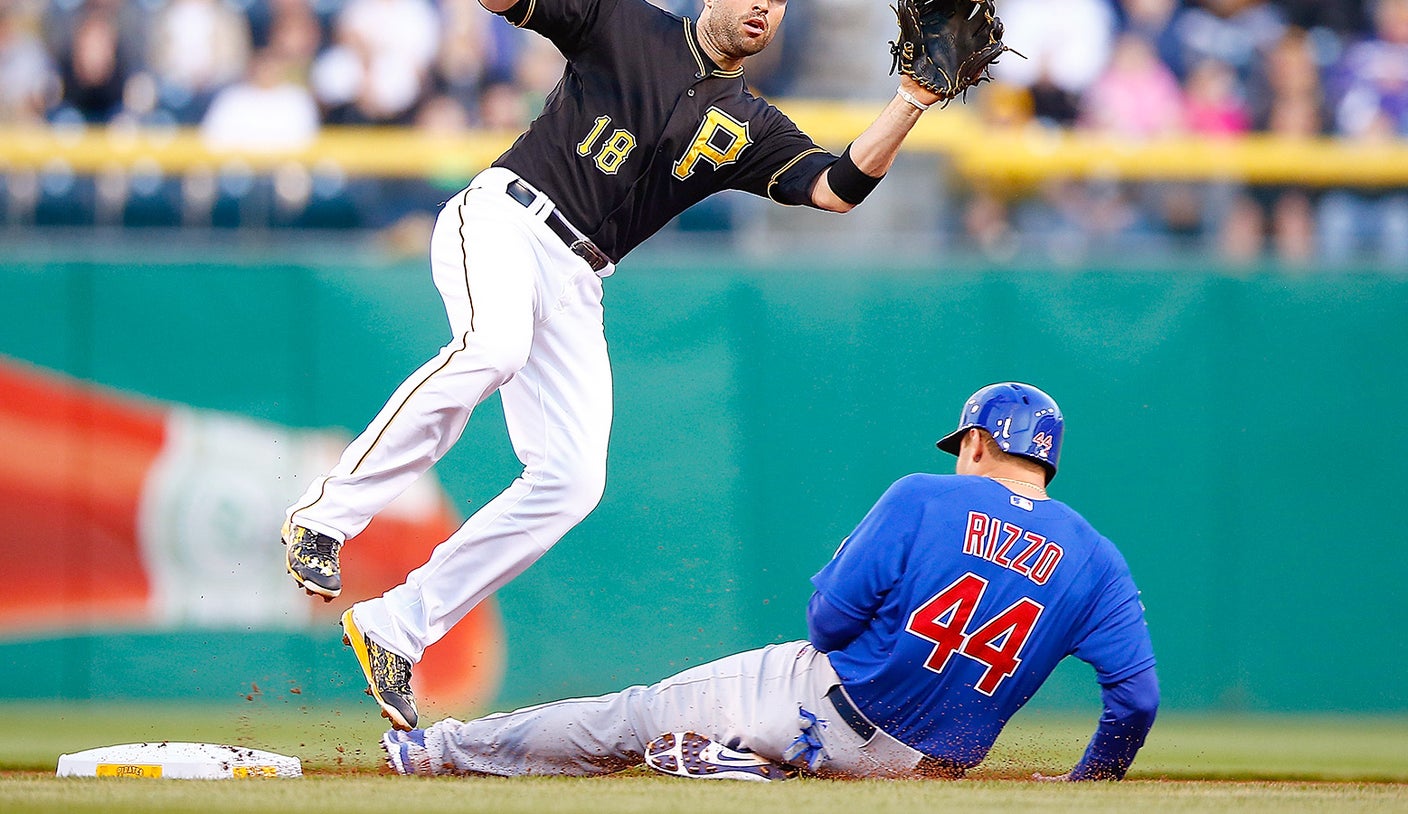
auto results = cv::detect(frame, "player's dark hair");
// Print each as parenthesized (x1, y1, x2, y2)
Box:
(974, 429, 1012, 460)
(974, 429, 1052, 484)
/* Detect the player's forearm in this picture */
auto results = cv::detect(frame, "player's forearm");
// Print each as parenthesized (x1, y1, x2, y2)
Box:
(478, 0, 517, 14)
(849, 91, 927, 176)
(1070, 666, 1159, 780)
(811, 80, 932, 211)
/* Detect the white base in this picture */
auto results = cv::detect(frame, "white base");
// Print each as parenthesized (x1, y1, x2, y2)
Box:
(56, 742, 303, 779)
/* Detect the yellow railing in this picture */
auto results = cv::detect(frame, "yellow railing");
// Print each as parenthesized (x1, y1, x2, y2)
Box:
(0, 126, 515, 178)
(4, 102, 1408, 187)
(783, 102, 1408, 187)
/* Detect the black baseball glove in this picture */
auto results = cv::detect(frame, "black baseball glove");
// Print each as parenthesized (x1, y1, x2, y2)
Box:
(889, 0, 1015, 105)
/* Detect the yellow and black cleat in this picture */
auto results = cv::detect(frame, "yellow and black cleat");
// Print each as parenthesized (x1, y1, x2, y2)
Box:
(283, 522, 343, 602)
(341, 609, 418, 731)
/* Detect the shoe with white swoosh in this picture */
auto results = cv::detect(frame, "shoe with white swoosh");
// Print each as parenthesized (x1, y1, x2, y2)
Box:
(643, 732, 793, 781)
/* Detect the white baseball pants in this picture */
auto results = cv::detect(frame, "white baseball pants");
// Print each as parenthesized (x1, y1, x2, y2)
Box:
(285, 168, 614, 663)
(423, 641, 927, 779)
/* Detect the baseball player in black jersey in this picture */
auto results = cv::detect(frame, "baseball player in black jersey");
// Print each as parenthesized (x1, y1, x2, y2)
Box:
(283, 0, 957, 730)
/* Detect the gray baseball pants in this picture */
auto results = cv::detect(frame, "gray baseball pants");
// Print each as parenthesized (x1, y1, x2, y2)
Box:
(421, 640, 927, 779)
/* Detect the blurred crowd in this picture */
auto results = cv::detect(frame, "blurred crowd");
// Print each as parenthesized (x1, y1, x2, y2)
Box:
(0, 0, 570, 137)
(968, 0, 1408, 266)
(0, 0, 1405, 265)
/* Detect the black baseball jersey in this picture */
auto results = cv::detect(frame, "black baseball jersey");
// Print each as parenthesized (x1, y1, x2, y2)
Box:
(491, 0, 838, 261)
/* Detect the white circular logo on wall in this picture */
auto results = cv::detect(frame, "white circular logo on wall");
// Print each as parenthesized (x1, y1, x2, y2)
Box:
(136, 408, 344, 627)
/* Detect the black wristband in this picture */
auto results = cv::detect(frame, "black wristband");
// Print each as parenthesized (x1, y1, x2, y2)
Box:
(827, 144, 885, 206)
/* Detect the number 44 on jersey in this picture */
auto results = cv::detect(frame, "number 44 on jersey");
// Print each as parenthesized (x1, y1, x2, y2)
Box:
(905, 572, 1044, 696)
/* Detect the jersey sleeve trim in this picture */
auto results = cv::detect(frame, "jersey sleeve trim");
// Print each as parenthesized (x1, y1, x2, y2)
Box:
(502, 0, 538, 27)
(809, 579, 874, 623)
(767, 147, 829, 204)
(1095, 655, 1158, 687)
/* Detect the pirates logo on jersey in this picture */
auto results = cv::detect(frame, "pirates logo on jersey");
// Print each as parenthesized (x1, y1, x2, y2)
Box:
(673, 107, 753, 180)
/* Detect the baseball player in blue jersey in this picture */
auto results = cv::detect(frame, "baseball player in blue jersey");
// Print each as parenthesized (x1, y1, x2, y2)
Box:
(379, 382, 1159, 781)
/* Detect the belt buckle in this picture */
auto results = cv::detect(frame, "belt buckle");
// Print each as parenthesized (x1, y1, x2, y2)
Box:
(570, 239, 609, 272)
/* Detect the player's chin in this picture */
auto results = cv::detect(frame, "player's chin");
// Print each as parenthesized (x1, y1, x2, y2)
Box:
(738, 31, 774, 55)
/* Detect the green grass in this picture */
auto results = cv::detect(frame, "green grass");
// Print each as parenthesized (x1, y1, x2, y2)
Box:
(0, 702, 388, 773)
(1, 703, 1405, 813)
(3, 775, 1407, 814)
(980, 714, 1408, 782)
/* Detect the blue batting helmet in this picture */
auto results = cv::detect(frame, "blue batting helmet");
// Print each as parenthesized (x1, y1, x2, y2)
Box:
(936, 382, 1064, 482)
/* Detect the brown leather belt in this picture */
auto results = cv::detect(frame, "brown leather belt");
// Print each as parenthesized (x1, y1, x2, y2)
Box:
(505, 179, 611, 273)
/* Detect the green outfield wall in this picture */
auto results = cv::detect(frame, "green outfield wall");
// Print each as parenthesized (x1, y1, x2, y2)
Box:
(1, 250, 1405, 716)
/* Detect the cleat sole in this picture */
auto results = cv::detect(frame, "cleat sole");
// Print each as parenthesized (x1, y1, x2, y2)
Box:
(645, 732, 791, 782)
(287, 569, 342, 600)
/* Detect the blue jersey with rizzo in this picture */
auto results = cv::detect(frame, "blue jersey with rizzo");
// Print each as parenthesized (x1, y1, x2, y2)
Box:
(811, 474, 1155, 767)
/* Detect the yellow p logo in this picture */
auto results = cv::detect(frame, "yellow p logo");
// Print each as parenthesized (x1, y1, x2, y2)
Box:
(673, 108, 753, 180)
